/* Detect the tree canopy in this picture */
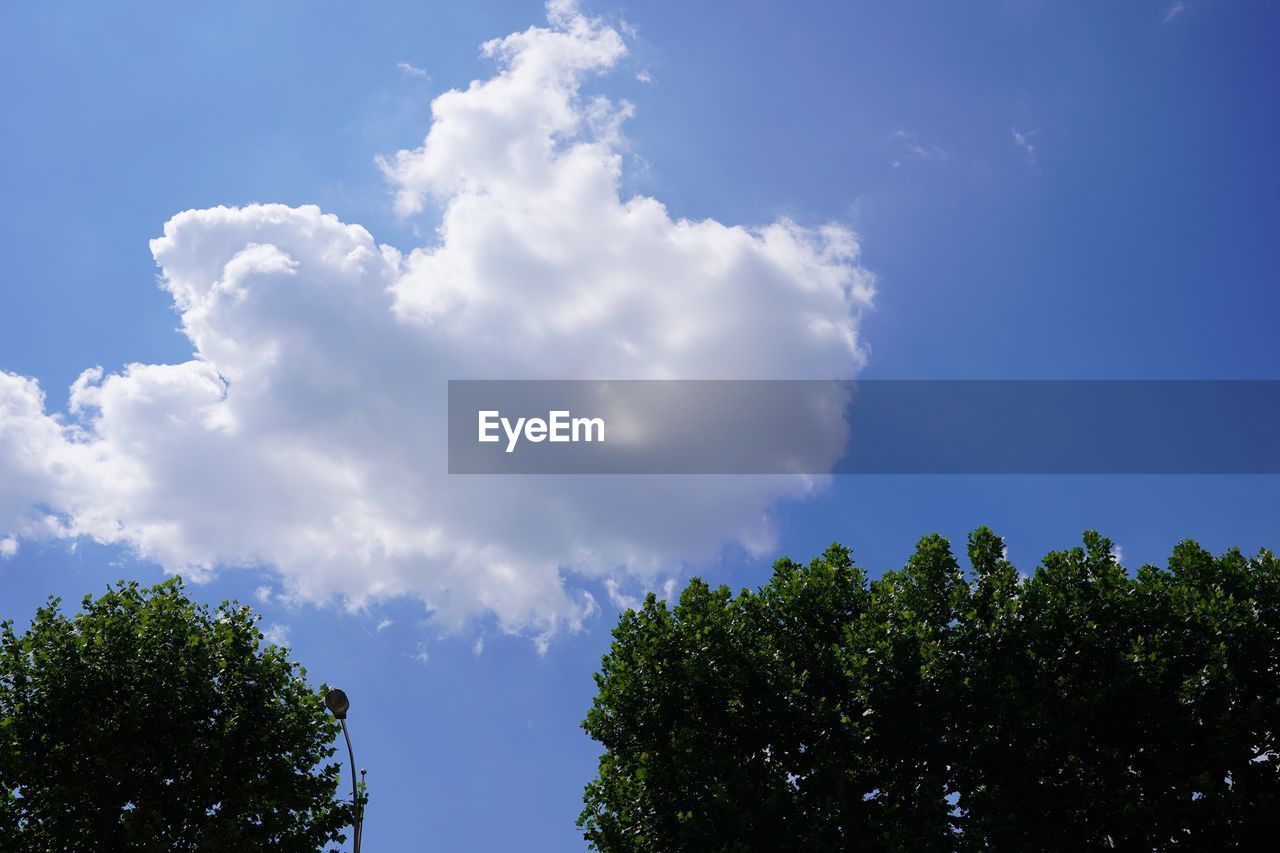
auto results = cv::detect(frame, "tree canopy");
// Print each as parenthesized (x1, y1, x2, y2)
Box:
(580, 529, 1280, 851)
(0, 578, 354, 851)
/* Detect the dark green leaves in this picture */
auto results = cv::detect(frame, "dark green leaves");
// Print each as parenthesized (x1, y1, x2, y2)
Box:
(581, 531, 1280, 851)
(0, 578, 354, 851)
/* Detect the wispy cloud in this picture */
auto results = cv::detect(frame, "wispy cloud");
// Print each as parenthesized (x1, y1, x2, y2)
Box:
(396, 61, 429, 80)
(0, 535, 16, 559)
(263, 623, 290, 645)
(604, 578, 642, 611)
(1163, 2, 1188, 23)
(1011, 126, 1038, 165)
(661, 578, 677, 604)
(890, 129, 945, 169)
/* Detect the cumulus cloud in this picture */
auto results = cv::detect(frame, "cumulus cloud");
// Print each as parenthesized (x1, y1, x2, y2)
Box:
(0, 1, 873, 643)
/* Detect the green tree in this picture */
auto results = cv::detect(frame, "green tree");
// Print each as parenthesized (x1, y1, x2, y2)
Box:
(580, 530, 1280, 851)
(0, 578, 355, 851)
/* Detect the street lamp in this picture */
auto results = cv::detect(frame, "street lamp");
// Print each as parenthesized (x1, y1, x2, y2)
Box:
(326, 688, 363, 852)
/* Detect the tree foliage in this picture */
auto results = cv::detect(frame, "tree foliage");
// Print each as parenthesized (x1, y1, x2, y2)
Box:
(0, 578, 354, 851)
(580, 530, 1280, 850)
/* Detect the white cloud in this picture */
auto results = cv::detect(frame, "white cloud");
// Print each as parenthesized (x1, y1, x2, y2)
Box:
(263, 623, 290, 645)
(375, 618, 394, 632)
(1111, 544, 1125, 564)
(0, 1, 873, 644)
(397, 61, 430, 80)
(413, 641, 430, 665)
(1011, 127, 1038, 166)
(604, 578, 642, 611)
(0, 535, 16, 559)
(889, 129, 944, 170)
(1163, 2, 1188, 23)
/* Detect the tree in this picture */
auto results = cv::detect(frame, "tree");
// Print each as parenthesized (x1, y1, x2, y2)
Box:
(580, 529, 1280, 851)
(0, 578, 355, 851)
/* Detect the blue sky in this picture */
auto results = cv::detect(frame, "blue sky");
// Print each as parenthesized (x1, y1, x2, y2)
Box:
(2, 1, 1278, 850)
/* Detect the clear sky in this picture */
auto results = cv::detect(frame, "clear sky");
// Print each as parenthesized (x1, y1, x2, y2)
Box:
(1, 1, 1278, 850)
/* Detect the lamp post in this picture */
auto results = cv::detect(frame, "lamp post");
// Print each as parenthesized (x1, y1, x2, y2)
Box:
(325, 688, 363, 853)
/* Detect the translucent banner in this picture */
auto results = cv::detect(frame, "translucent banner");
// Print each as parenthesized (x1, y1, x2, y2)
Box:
(447, 380, 1280, 474)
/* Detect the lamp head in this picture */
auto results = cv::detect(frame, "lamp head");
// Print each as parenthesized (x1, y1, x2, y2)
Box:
(325, 688, 350, 719)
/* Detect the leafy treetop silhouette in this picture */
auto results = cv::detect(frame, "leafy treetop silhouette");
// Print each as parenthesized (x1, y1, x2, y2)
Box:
(581, 529, 1280, 851)
(0, 578, 356, 851)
